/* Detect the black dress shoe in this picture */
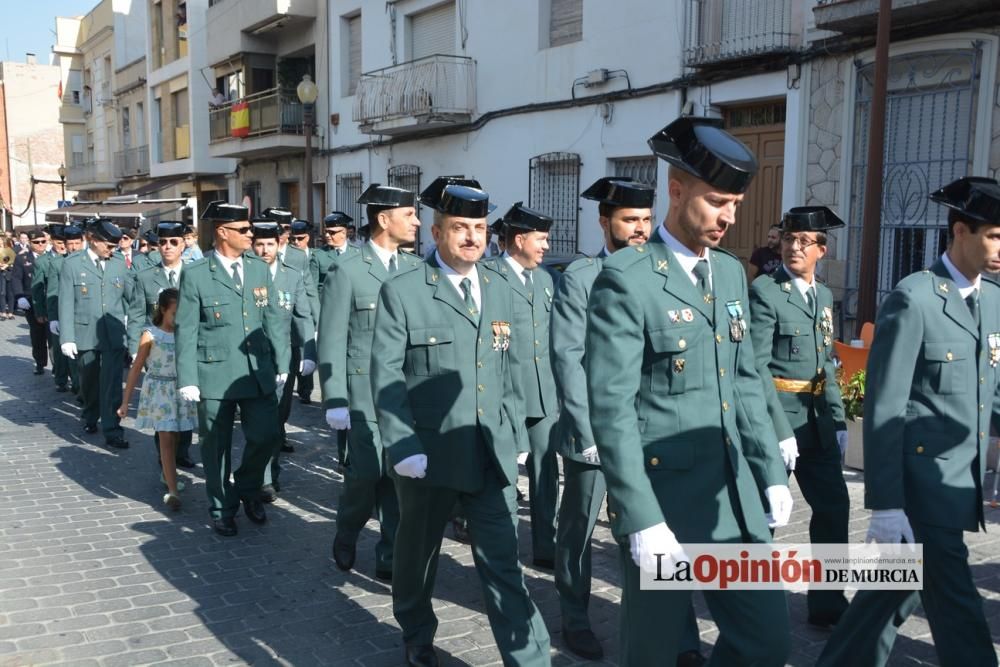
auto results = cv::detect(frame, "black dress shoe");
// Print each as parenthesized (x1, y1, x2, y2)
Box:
(213, 518, 238, 537)
(55, 385, 68, 393)
(175, 455, 196, 469)
(299, 396, 312, 405)
(451, 517, 471, 544)
(106, 436, 129, 449)
(374, 568, 392, 582)
(259, 485, 277, 504)
(676, 650, 707, 667)
(84, 423, 98, 434)
(33, 365, 44, 375)
(404, 644, 438, 667)
(532, 557, 555, 571)
(562, 627, 604, 661)
(332, 532, 356, 571)
(242, 497, 267, 524)
(280, 442, 295, 453)
(807, 611, 843, 629)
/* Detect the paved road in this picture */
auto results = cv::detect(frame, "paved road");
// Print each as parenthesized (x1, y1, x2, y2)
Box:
(0, 314, 998, 666)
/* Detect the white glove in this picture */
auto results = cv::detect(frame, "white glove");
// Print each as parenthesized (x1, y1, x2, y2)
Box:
(836, 430, 848, 459)
(516, 451, 529, 465)
(325, 407, 351, 431)
(60, 342, 78, 359)
(765, 484, 794, 528)
(178, 385, 201, 403)
(581, 445, 601, 465)
(778, 437, 799, 471)
(299, 359, 316, 376)
(628, 522, 689, 575)
(394, 454, 428, 479)
(49, 320, 60, 336)
(16, 297, 30, 311)
(275, 373, 288, 392)
(866, 509, 914, 545)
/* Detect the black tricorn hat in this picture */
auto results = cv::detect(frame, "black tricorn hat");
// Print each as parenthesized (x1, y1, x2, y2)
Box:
(929, 177, 1000, 225)
(780, 206, 845, 233)
(581, 177, 656, 208)
(142, 229, 159, 245)
(63, 224, 84, 240)
(489, 219, 506, 236)
(323, 211, 354, 229)
(262, 207, 294, 227)
(500, 202, 553, 233)
(202, 201, 249, 223)
(419, 177, 496, 217)
(48, 225, 66, 241)
(91, 219, 124, 243)
(290, 219, 314, 234)
(648, 116, 758, 194)
(357, 184, 416, 208)
(251, 222, 282, 239)
(156, 221, 185, 238)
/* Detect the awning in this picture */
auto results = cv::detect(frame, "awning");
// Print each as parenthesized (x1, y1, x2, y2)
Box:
(44, 200, 187, 224)
(119, 176, 190, 198)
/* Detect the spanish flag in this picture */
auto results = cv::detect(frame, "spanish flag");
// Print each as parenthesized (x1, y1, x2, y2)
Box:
(230, 101, 250, 138)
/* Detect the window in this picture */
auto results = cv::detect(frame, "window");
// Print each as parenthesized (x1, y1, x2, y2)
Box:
(845, 47, 983, 324)
(280, 182, 301, 219)
(101, 56, 112, 103)
(336, 172, 364, 225)
(121, 107, 131, 149)
(343, 13, 362, 96)
(135, 102, 145, 145)
(243, 182, 261, 217)
(86, 131, 95, 162)
(172, 88, 190, 159)
(67, 69, 82, 105)
(71, 135, 85, 167)
(547, 0, 582, 48)
(611, 156, 657, 188)
(408, 2, 455, 61)
(388, 164, 422, 251)
(529, 152, 581, 254)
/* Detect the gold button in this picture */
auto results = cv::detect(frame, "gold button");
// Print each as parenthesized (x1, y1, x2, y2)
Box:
(650, 457, 660, 466)
(817, 368, 823, 374)
(946, 352, 954, 361)
(608, 511, 617, 520)
(916, 445, 924, 454)
(980, 403, 985, 411)
(722, 401, 729, 411)
(244, 311, 248, 316)
(535, 356, 540, 361)
(477, 361, 483, 368)
(817, 346, 823, 352)
(980, 431, 985, 439)
(719, 368, 725, 377)
(981, 377, 986, 384)
(534, 322, 538, 327)
(245, 327, 249, 332)
(355, 368, 362, 373)
(369, 303, 375, 308)
(477, 384, 485, 392)
(207, 356, 213, 361)
(795, 328, 800, 335)
(478, 338, 483, 345)
(724, 436, 732, 446)
(679, 339, 687, 349)
(428, 336, 437, 343)
(716, 334, 722, 344)
(477, 408, 484, 416)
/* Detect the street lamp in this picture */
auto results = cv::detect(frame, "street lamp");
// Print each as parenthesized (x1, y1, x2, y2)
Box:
(296, 74, 318, 227)
(57, 164, 66, 203)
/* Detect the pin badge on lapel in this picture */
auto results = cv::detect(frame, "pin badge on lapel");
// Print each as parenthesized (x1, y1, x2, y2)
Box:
(681, 308, 694, 322)
(668, 310, 680, 323)
(939, 282, 949, 294)
(782, 282, 792, 292)
(80, 286, 88, 295)
(112, 277, 123, 289)
(673, 358, 686, 374)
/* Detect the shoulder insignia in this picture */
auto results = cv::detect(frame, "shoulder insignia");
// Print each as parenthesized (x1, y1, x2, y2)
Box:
(781, 282, 792, 292)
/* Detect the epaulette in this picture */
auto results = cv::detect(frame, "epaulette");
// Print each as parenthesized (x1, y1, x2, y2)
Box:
(601, 244, 648, 271)
(563, 256, 599, 274)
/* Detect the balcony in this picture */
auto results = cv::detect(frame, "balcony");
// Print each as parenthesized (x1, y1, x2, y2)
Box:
(66, 161, 116, 191)
(683, 0, 797, 69)
(353, 55, 476, 136)
(208, 88, 315, 159)
(813, 0, 1000, 36)
(113, 145, 150, 179)
(205, 0, 317, 67)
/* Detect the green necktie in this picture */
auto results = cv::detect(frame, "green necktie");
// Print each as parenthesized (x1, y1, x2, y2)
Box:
(966, 290, 980, 325)
(231, 262, 242, 292)
(168, 270, 177, 287)
(806, 286, 816, 315)
(692, 260, 710, 295)
(388, 255, 398, 274)
(460, 277, 478, 321)
(95, 258, 104, 274)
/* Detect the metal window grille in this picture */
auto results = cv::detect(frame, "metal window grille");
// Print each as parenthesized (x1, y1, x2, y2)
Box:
(844, 48, 982, 333)
(529, 152, 581, 255)
(336, 172, 364, 226)
(388, 164, 423, 253)
(611, 156, 657, 187)
(242, 181, 261, 217)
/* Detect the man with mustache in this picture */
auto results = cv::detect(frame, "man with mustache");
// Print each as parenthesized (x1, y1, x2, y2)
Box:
(371, 177, 550, 666)
(586, 117, 793, 666)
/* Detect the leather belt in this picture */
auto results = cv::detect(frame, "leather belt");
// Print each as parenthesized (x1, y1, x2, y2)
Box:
(773, 377, 825, 396)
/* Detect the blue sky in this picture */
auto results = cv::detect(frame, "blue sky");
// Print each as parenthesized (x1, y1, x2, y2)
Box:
(2, 1, 99, 64)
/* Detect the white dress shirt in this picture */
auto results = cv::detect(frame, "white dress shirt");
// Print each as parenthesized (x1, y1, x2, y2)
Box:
(502, 252, 530, 286)
(435, 251, 481, 312)
(941, 251, 981, 299)
(658, 224, 712, 288)
(369, 240, 397, 272)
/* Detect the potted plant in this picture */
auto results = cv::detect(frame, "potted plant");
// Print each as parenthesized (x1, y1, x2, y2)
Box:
(837, 368, 865, 470)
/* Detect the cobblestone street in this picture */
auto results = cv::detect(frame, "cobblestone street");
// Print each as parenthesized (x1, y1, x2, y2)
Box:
(0, 314, 998, 666)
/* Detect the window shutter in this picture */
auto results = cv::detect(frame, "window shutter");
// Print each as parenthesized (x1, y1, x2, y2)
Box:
(549, 0, 582, 47)
(348, 14, 362, 95)
(410, 2, 456, 60)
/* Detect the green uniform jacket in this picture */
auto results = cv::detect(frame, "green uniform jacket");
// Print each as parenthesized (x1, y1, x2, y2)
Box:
(45, 253, 67, 320)
(280, 245, 318, 330)
(175, 252, 291, 400)
(310, 244, 360, 312)
(318, 243, 421, 419)
(481, 257, 557, 420)
(551, 255, 605, 462)
(30, 252, 53, 320)
(58, 251, 134, 352)
(370, 255, 523, 492)
(585, 235, 786, 543)
(749, 266, 846, 446)
(127, 263, 178, 354)
(147, 250, 162, 265)
(271, 261, 315, 363)
(864, 260, 1000, 531)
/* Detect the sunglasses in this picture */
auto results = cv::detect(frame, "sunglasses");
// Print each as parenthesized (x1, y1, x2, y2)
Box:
(30, 239, 47, 245)
(291, 235, 310, 242)
(158, 238, 183, 247)
(222, 225, 253, 235)
(324, 228, 347, 235)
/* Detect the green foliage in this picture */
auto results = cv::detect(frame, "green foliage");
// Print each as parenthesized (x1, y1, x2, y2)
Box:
(837, 368, 865, 422)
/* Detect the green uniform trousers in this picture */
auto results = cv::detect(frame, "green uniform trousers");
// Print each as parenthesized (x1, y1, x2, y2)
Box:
(816, 518, 997, 667)
(78, 349, 124, 439)
(789, 416, 850, 620)
(336, 421, 398, 573)
(198, 395, 280, 520)
(267, 347, 303, 489)
(50, 332, 71, 388)
(393, 467, 551, 665)
(555, 459, 701, 653)
(524, 414, 558, 563)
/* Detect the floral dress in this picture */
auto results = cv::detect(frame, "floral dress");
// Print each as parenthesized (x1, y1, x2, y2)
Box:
(134, 327, 197, 432)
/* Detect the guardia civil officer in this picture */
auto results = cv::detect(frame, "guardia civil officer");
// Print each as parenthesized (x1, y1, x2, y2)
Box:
(284, 218, 319, 407)
(46, 224, 83, 395)
(174, 202, 291, 537)
(127, 222, 196, 468)
(310, 211, 358, 301)
(748, 206, 850, 628)
(31, 225, 63, 385)
(318, 184, 422, 582)
(371, 177, 551, 666)
(816, 177, 1000, 667)
(13, 228, 50, 375)
(481, 203, 560, 571)
(58, 220, 135, 448)
(249, 221, 314, 500)
(586, 117, 793, 666)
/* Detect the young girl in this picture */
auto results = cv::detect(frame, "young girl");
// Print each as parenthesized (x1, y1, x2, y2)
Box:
(118, 288, 197, 510)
